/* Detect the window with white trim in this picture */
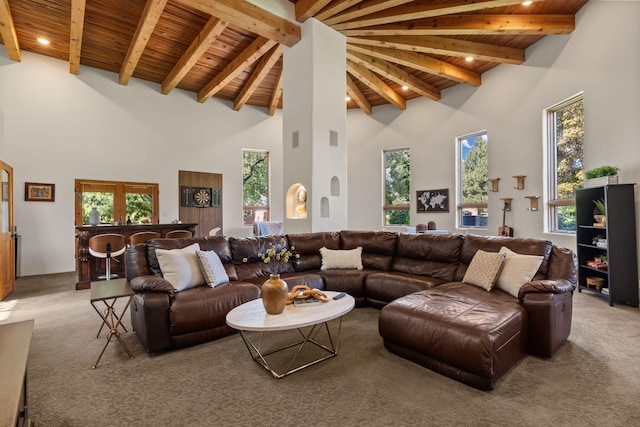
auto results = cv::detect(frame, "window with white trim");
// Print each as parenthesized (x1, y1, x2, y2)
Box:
(242, 150, 270, 226)
(545, 94, 584, 233)
(457, 131, 488, 228)
(383, 148, 410, 226)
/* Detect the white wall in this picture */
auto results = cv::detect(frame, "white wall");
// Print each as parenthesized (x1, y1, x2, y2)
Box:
(347, 0, 640, 253)
(0, 52, 284, 276)
(1, 0, 638, 276)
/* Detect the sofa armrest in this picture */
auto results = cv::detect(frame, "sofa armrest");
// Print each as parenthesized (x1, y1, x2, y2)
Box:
(518, 279, 576, 299)
(130, 275, 175, 295)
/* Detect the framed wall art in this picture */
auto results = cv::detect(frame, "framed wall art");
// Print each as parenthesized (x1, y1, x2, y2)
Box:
(25, 182, 55, 202)
(416, 189, 449, 213)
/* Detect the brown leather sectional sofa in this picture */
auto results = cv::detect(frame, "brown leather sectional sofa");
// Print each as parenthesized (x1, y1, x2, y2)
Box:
(124, 230, 577, 390)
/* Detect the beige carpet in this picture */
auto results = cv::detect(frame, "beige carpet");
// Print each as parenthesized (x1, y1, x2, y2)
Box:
(2, 272, 640, 426)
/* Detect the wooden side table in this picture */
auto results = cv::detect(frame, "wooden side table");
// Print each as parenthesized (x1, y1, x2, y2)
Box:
(90, 279, 135, 369)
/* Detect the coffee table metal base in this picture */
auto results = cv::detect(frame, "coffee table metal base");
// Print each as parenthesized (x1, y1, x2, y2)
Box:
(237, 317, 343, 379)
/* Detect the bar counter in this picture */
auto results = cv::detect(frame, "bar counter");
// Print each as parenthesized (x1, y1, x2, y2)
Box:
(75, 223, 197, 290)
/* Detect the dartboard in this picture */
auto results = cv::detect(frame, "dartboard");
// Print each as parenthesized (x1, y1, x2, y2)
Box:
(193, 188, 211, 207)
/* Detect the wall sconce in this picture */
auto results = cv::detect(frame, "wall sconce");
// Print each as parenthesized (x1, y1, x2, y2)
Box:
(513, 175, 526, 190)
(500, 197, 512, 211)
(525, 196, 539, 211)
(488, 178, 500, 192)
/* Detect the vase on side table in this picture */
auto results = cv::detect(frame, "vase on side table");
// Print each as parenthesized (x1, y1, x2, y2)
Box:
(261, 274, 288, 314)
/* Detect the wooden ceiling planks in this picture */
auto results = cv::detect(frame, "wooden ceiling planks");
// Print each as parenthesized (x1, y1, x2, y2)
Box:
(0, 0, 588, 113)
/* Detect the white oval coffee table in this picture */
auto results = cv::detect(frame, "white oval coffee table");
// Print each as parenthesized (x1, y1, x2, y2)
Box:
(226, 291, 355, 378)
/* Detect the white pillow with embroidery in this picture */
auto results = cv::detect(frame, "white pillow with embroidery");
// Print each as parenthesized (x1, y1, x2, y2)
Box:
(319, 247, 363, 270)
(495, 246, 544, 297)
(462, 249, 505, 291)
(156, 243, 205, 291)
(196, 250, 230, 287)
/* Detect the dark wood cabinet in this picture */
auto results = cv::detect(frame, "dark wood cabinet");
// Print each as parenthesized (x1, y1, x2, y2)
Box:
(576, 184, 638, 307)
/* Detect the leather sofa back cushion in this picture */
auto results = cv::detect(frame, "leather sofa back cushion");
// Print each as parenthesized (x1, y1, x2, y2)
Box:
(147, 237, 238, 282)
(339, 230, 398, 271)
(229, 235, 295, 281)
(392, 234, 463, 280)
(287, 232, 341, 271)
(455, 235, 552, 282)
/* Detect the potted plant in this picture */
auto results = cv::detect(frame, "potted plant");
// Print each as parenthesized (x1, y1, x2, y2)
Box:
(593, 198, 606, 227)
(584, 165, 619, 188)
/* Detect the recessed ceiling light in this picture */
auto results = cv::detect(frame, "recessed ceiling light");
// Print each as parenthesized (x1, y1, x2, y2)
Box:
(402, 85, 408, 91)
(37, 37, 50, 45)
(522, 1, 533, 5)
(465, 56, 474, 62)
(345, 96, 351, 102)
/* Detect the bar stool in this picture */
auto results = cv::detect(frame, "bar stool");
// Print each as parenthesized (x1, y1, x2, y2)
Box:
(129, 231, 160, 246)
(88, 234, 127, 280)
(208, 227, 221, 236)
(165, 230, 192, 238)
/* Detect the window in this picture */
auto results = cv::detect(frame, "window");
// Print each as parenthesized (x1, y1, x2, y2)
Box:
(75, 179, 158, 225)
(545, 94, 584, 233)
(243, 150, 270, 226)
(457, 131, 488, 228)
(383, 148, 410, 226)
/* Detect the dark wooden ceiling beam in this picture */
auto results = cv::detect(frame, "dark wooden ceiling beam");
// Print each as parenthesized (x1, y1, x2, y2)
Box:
(347, 43, 481, 86)
(314, 0, 367, 22)
(268, 70, 283, 116)
(0, 0, 21, 61)
(325, 0, 415, 26)
(179, 0, 301, 47)
(347, 49, 440, 101)
(295, 0, 334, 22)
(346, 73, 372, 115)
(234, 45, 282, 111)
(348, 35, 525, 64)
(332, 0, 539, 30)
(341, 14, 576, 36)
(347, 59, 406, 110)
(119, 0, 168, 85)
(198, 37, 278, 103)
(69, 0, 86, 75)
(162, 17, 228, 95)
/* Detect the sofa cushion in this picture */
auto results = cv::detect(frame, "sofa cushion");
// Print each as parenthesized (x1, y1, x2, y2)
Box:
(320, 247, 363, 270)
(339, 230, 398, 271)
(365, 271, 448, 307)
(196, 250, 230, 287)
(462, 249, 505, 291)
(495, 247, 544, 297)
(229, 236, 296, 281)
(455, 235, 553, 282)
(392, 234, 463, 280)
(156, 243, 206, 291)
(287, 232, 341, 272)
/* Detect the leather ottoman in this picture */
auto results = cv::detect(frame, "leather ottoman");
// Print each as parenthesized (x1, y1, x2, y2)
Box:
(378, 283, 528, 390)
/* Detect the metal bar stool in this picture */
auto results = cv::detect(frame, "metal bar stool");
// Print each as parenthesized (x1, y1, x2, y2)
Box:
(88, 233, 127, 280)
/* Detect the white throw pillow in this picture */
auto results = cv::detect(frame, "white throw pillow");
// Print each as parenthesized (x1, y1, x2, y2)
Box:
(462, 249, 505, 291)
(156, 243, 205, 292)
(495, 246, 544, 297)
(319, 247, 363, 270)
(196, 250, 229, 287)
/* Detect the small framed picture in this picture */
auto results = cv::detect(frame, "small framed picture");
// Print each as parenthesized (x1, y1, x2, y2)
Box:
(25, 182, 55, 202)
(417, 189, 449, 212)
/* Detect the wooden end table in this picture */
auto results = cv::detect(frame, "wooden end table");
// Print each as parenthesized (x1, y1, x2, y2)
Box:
(226, 291, 355, 379)
(90, 279, 135, 369)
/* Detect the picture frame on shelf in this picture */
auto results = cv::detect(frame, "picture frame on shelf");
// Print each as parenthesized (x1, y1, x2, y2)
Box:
(25, 182, 55, 202)
(416, 189, 449, 213)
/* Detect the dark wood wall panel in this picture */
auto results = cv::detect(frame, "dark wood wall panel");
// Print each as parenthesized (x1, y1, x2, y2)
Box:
(178, 170, 223, 238)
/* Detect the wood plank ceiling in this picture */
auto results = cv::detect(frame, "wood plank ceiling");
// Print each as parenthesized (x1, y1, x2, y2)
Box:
(0, 0, 588, 115)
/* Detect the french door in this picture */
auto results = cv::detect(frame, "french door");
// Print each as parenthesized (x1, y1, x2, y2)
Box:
(0, 160, 15, 300)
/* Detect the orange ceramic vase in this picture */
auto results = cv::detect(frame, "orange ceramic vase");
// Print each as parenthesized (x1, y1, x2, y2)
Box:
(261, 274, 288, 314)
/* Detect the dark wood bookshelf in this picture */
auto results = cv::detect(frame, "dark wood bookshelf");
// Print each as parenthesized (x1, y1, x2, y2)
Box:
(576, 184, 638, 307)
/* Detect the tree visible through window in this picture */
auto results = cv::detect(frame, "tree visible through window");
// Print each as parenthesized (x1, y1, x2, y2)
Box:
(457, 132, 488, 228)
(383, 148, 410, 225)
(75, 180, 158, 225)
(546, 94, 584, 233)
(243, 150, 269, 226)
